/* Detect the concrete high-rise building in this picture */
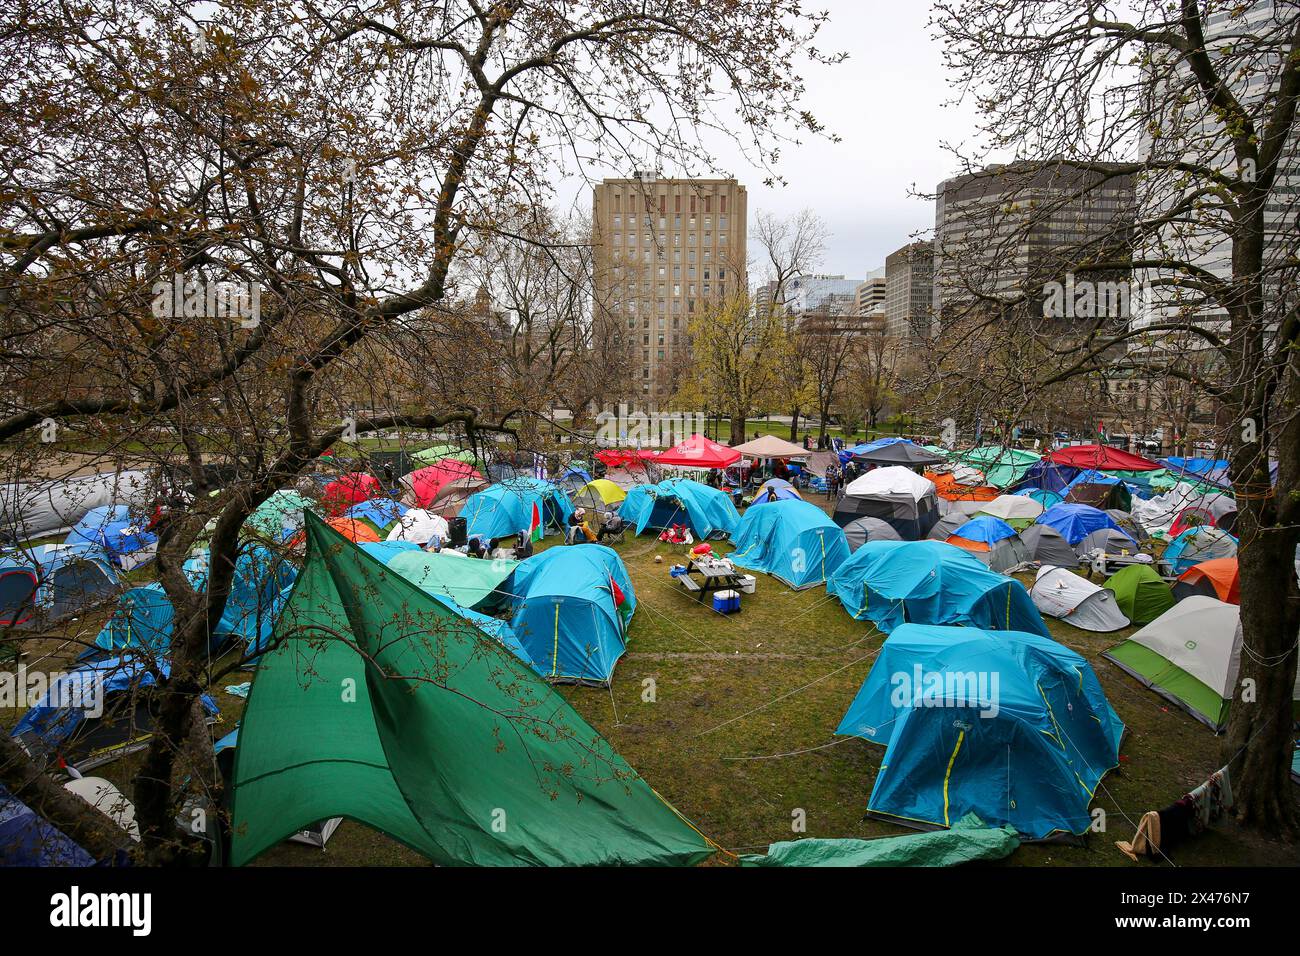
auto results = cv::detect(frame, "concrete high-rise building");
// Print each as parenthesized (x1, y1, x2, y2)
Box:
(932, 161, 1135, 328)
(883, 242, 934, 341)
(592, 172, 747, 400)
(783, 274, 862, 315)
(855, 268, 887, 319)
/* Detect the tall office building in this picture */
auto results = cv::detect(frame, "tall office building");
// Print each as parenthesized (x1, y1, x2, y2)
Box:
(883, 241, 934, 341)
(855, 268, 887, 319)
(782, 274, 862, 315)
(932, 160, 1134, 328)
(592, 172, 747, 400)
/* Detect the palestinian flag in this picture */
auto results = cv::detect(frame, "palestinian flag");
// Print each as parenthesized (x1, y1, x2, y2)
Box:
(608, 572, 633, 627)
(529, 501, 544, 542)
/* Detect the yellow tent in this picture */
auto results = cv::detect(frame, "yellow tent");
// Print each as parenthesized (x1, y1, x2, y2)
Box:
(573, 479, 627, 509)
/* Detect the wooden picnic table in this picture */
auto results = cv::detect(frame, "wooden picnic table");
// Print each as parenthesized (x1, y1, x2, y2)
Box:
(677, 555, 745, 601)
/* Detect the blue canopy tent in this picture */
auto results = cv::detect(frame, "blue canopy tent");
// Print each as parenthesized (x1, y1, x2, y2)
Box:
(11, 656, 219, 771)
(835, 624, 1124, 841)
(828, 540, 1049, 636)
(729, 499, 850, 589)
(1035, 503, 1126, 546)
(508, 544, 635, 684)
(619, 479, 740, 540)
(0, 542, 120, 628)
(462, 478, 572, 543)
(65, 505, 157, 571)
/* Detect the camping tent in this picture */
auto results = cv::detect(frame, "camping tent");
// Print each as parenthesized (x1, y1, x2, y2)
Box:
(1106, 509, 1148, 543)
(1018, 524, 1079, 567)
(1036, 503, 1125, 546)
(927, 472, 1000, 512)
(1163, 526, 1238, 576)
(91, 584, 174, 654)
(400, 462, 484, 509)
(731, 435, 808, 458)
(461, 478, 573, 544)
(729, 499, 850, 589)
(320, 473, 382, 514)
(619, 479, 739, 540)
(244, 490, 311, 541)
(1063, 471, 1132, 511)
(750, 477, 802, 505)
(835, 466, 940, 539)
(344, 497, 409, 536)
(1103, 595, 1299, 729)
(1103, 564, 1175, 626)
(1173, 558, 1239, 604)
(843, 516, 903, 552)
(410, 444, 483, 468)
(385, 509, 450, 546)
(1030, 566, 1130, 631)
(945, 516, 1031, 573)
(508, 544, 636, 684)
(1014, 487, 1064, 510)
(181, 544, 297, 654)
(385, 548, 517, 611)
(1075, 527, 1140, 557)
(1047, 444, 1161, 471)
(571, 479, 627, 512)
(0, 543, 120, 628)
(654, 434, 740, 469)
(1130, 482, 1235, 538)
(974, 494, 1044, 529)
(851, 442, 945, 468)
(828, 540, 1049, 636)
(65, 505, 157, 571)
(1169, 506, 1216, 538)
(0, 470, 151, 543)
(836, 624, 1123, 840)
(925, 513, 969, 542)
(227, 513, 712, 866)
(952, 446, 1041, 489)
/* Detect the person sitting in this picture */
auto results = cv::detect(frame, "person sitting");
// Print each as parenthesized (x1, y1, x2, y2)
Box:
(466, 535, 487, 558)
(597, 511, 626, 543)
(514, 529, 534, 559)
(567, 508, 597, 544)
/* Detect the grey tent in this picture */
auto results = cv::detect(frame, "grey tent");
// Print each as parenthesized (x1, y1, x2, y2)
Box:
(852, 444, 946, 469)
(843, 516, 902, 552)
(0, 470, 151, 543)
(1031, 565, 1130, 632)
(833, 467, 940, 539)
(964, 534, 1032, 574)
(1019, 524, 1079, 566)
(926, 513, 969, 541)
(1075, 527, 1139, 557)
(1106, 509, 1148, 542)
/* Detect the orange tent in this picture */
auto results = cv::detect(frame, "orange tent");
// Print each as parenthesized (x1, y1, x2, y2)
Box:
(926, 472, 999, 503)
(289, 516, 380, 549)
(1173, 557, 1239, 604)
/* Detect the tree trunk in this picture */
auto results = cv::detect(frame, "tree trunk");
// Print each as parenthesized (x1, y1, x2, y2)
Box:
(729, 413, 746, 446)
(788, 408, 800, 442)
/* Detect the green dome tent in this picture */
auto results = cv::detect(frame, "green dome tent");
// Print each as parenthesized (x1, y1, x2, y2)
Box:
(1103, 564, 1174, 626)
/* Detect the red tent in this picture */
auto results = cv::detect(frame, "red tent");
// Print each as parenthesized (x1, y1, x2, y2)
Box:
(321, 472, 382, 514)
(1046, 444, 1161, 471)
(654, 434, 741, 469)
(403, 461, 484, 508)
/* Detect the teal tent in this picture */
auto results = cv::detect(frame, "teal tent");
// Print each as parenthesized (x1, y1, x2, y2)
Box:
(836, 624, 1124, 840)
(828, 540, 1049, 636)
(384, 549, 517, 611)
(229, 513, 714, 866)
(508, 544, 635, 684)
(729, 498, 850, 589)
(619, 478, 740, 539)
(461, 478, 572, 543)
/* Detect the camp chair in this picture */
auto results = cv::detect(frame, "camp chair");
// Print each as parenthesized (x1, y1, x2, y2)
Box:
(596, 513, 626, 545)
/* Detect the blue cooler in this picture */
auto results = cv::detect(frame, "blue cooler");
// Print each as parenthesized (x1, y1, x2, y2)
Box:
(712, 589, 741, 614)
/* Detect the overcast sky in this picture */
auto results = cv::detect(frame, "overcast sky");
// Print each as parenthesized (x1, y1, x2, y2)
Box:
(557, 1, 990, 282)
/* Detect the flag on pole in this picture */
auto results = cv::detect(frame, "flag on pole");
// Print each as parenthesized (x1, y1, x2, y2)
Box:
(608, 572, 632, 627)
(529, 501, 543, 542)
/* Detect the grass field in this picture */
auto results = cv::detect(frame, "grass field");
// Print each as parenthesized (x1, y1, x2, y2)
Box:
(4, 494, 1298, 868)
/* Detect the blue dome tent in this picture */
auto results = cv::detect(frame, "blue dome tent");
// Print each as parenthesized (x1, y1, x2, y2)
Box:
(828, 540, 1049, 636)
(461, 478, 572, 543)
(508, 545, 635, 684)
(1012, 487, 1064, 509)
(619, 478, 739, 540)
(1163, 525, 1239, 576)
(1035, 503, 1125, 546)
(64, 505, 157, 571)
(729, 498, 850, 589)
(0, 542, 120, 628)
(91, 584, 174, 655)
(836, 624, 1124, 840)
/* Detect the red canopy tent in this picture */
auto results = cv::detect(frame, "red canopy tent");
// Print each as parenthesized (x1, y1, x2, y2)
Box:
(654, 434, 741, 469)
(1046, 444, 1161, 471)
(595, 448, 660, 468)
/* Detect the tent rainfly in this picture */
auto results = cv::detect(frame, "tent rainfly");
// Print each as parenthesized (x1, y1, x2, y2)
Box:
(1103, 564, 1175, 625)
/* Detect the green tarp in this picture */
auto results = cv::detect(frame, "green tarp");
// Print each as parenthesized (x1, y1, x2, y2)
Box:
(385, 549, 517, 611)
(739, 813, 1020, 867)
(230, 512, 714, 866)
(954, 446, 1040, 489)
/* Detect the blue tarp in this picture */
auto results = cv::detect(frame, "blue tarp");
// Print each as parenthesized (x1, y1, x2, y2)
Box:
(1015, 460, 1079, 495)
(619, 479, 739, 539)
(462, 478, 572, 543)
(508, 545, 635, 684)
(65, 505, 156, 568)
(0, 783, 97, 867)
(839, 437, 911, 465)
(836, 624, 1124, 840)
(828, 540, 1049, 636)
(343, 497, 409, 533)
(729, 498, 849, 589)
(1162, 457, 1231, 488)
(1036, 503, 1125, 546)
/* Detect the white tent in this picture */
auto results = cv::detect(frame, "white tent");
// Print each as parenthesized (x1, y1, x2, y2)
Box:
(1030, 566, 1130, 632)
(844, 466, 934, 501)
(386, 509, 450, 546)
(1131, 482, 1235, 537)
(0, 470, 151, 542)
(975, 494, 1044, 524)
